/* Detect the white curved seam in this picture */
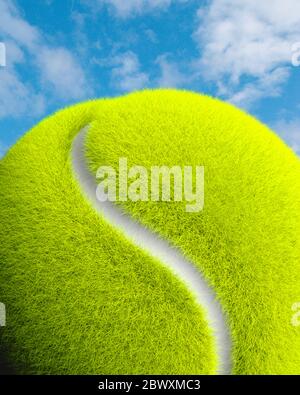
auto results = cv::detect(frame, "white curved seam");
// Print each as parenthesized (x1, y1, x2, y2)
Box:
(71, 126, 232, 375)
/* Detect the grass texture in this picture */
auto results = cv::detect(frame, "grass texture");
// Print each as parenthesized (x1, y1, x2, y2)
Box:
(86, 90, 300, 374)
(1, 89, 300, 374)
(0, 97, 215, 374)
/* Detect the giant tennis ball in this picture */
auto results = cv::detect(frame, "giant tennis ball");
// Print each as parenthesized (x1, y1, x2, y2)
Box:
(1, 90, 300, 375)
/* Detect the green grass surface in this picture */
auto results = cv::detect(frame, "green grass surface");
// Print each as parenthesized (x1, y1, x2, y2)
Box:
(86, 90, 300, 374)
(0, 98, 215, 374)
(1, 89, 300, 374)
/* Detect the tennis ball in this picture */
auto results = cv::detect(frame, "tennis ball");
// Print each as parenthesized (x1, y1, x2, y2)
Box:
(1, 89, 300, 375)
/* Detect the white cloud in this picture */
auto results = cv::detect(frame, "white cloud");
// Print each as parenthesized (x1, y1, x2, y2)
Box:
(0, 0, 40, 50)
(111, 51, 149, 91)
(36, 47, 91, 100)
(194, 0, 300, 107)
(273, 118, 300, 155)
(84, 0, 187, 18)
(0, 68, 45, 119)
(4, 39, 25, 66)
(0, 0, 93, 118)
(145, 29, 158, 44)
(228, 67, 289, 107)
(156, 55, 188, 88)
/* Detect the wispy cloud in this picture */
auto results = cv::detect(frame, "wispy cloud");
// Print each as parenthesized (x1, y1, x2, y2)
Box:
(36, 47, 92, 100)
(0, 0, 93, 119)
(110, 51, 149, 91)
(194, 0, 300, 107)
(273, 118, 300, 155)
(156, 54, 188, 88)
(144, 29, 158, 44)
(0, 0, 39, 50)
(83, 0, 187, 18)
(0, 68, 45, 119)
(228, 67, 289, 107)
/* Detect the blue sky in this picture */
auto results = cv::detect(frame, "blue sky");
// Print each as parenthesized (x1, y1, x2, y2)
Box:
(0, 0, 299, 157)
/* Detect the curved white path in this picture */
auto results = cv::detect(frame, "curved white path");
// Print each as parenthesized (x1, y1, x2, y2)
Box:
(71, 126, 232, 374)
